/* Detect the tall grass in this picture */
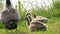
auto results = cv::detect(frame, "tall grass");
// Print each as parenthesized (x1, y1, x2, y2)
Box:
(17, 0, 60, 19)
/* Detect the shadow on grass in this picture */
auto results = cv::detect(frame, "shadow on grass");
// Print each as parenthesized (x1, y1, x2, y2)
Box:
(0, 23, 4, 29)
(20, 31, 27, 34)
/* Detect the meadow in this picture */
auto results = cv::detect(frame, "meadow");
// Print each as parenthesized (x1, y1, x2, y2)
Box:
(0, 0, 60, 34)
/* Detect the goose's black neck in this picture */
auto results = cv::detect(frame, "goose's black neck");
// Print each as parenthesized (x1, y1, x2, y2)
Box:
(6, 0, 11, 6)
(28, 15, 32, 22)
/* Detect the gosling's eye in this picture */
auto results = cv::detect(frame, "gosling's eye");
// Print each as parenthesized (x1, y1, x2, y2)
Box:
(40, 23, 43, 25)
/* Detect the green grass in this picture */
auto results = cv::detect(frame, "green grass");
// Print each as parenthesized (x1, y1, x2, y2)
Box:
(0, 18, 60, 34)
(0, 0, 60, 34)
